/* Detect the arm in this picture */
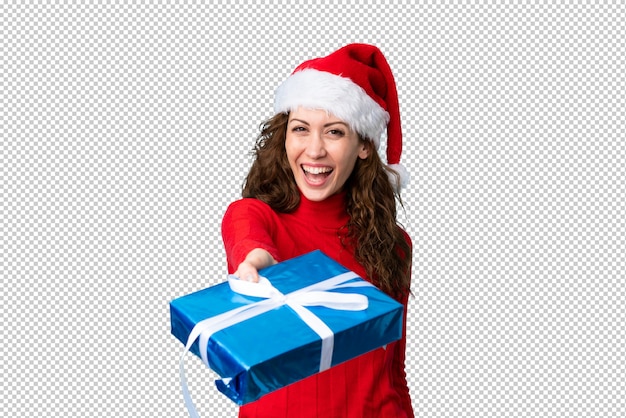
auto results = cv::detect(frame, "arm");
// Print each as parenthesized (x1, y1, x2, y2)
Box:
(221, 198, 281, 279)
(392, 293, 415, 417)
(393, 228, 414, 416)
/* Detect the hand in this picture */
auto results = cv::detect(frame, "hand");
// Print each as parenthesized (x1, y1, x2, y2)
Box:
(234, 248, 277, 282)
(234, 260, 260, 283)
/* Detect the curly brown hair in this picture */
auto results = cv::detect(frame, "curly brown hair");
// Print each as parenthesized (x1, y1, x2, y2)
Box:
(242, 112, 411, 298)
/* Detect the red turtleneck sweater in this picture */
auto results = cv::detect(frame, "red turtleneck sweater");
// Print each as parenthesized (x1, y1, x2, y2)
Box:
(221, 192, 414, 418)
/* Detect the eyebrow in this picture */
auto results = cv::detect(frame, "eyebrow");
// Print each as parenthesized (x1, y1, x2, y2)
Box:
(289, 118, 349, 128)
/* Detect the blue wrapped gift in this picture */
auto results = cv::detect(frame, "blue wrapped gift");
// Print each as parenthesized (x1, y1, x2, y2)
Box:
(170, 250, 404, 408)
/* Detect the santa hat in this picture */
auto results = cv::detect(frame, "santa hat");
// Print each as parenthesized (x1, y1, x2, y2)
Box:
(274, 43, 409, 188)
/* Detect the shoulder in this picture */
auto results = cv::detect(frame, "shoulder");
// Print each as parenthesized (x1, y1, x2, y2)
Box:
(226, 197, 272, 212)
(223, 198, 278, 223)
(398, 226, 412, 249)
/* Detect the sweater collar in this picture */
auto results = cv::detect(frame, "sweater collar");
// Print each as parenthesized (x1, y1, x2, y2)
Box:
(292, 190, 350, 228)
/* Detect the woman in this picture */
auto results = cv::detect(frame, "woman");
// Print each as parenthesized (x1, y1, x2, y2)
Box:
(222, 44, 413, 418)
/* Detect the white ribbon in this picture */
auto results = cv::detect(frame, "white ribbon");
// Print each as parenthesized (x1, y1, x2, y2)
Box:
(179, 271, 373, 417)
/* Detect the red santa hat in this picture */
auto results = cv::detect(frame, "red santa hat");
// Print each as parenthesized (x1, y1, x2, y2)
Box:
(274, 43, 409, 188)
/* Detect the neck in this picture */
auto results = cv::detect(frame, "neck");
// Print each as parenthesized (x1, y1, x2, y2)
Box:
(293, 191, 349, 228)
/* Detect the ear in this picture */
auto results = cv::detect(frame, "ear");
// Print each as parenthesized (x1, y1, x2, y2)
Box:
(357, 141, 371, 160)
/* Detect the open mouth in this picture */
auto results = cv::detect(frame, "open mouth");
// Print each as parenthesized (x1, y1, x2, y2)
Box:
(302, 165, 333, 185)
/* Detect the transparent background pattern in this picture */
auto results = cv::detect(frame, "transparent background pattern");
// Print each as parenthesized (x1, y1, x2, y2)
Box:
(2, 1, 625, 417)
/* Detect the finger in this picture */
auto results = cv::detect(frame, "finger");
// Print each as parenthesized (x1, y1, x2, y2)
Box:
(234, 267, 259, 283)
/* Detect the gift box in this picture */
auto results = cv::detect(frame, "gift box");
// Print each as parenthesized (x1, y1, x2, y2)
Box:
(170, 250, 404, 408)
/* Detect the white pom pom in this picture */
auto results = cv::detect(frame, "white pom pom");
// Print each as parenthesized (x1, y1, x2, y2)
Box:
(387, 163, 410, 189)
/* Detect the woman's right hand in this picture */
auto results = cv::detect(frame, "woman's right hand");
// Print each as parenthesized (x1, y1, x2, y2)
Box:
(234, 260, 261, 283)
(234, 248, 277, 282)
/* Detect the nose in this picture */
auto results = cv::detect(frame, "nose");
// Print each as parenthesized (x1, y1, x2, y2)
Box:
(305, 132, 326, 159)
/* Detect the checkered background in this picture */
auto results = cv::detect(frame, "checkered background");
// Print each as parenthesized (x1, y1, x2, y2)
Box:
(2, 1, 625, 417)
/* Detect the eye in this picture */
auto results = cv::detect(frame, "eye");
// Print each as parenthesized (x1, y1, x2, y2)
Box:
(327, 129, 345, 137)
(291, 126, 307, 133)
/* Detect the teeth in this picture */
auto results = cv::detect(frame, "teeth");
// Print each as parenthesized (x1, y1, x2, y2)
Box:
(303, 166, 332, 175)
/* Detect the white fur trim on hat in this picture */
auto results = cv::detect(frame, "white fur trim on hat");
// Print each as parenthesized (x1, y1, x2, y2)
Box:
(387, 163, 410, 189)
(274, 69, 389, 148)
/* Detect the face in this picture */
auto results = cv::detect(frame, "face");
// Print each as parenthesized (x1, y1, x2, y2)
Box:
(285, 108, 370, 201)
